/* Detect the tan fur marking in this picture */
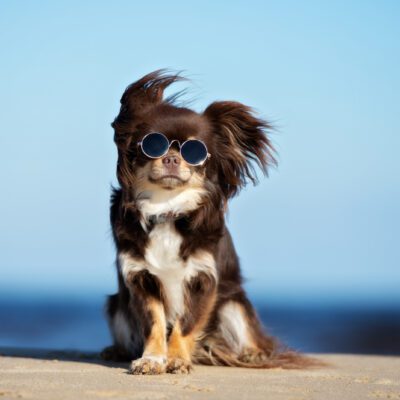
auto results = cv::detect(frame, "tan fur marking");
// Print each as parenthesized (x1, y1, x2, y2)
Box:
(142, 299, 167, 359)
(167, 321, 191, 361)
(168, 289, 216, 357)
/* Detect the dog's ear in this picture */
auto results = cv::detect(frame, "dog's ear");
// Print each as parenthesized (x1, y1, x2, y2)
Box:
(204, 101, 276, 198)
(112, 69, 184, 150)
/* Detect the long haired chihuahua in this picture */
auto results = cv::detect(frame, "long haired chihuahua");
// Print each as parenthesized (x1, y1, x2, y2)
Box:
(101, 70, 317, 374)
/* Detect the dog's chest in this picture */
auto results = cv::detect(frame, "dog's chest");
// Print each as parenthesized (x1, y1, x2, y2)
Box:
(143, 223, 191, 321)
(120, 222, 216, 322)
(146, 223, 184, 272)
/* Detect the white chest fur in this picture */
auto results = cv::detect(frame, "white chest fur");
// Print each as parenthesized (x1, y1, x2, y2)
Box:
(136, 186, 207, 228)
(119, 222, 216, 322)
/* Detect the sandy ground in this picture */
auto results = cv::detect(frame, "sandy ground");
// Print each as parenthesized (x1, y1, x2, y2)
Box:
(0, 349, 399, 400)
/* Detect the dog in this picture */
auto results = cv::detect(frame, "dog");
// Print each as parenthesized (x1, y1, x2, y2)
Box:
(101, 70, 316, 374)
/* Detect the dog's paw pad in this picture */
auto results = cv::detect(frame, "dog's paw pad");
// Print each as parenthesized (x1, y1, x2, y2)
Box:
(129, 356, 166, 375)
(166, 358, 192, 374)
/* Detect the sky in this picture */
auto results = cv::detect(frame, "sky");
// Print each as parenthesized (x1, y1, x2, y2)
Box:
(0, 0, 399, 304)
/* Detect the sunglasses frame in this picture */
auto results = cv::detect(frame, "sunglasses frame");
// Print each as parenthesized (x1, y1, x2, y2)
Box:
(137, 132, 211, 166)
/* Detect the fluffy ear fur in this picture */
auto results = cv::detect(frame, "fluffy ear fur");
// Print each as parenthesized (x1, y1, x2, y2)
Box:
(111, 69, 185, 150)
(111, 70, 185, 195)
(203, 101, 276, 198)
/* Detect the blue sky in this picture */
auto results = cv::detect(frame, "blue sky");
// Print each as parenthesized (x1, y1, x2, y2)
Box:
(0, 0, 399, 303)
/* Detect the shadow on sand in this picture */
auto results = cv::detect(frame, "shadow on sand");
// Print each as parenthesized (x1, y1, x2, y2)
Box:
(0, 346, 128, 369)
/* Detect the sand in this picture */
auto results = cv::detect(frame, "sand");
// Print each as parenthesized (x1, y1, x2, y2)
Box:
(0, 349, 399, 400)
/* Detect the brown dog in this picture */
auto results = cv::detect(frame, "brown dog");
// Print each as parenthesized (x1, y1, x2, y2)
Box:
(101, 70, 317, 374)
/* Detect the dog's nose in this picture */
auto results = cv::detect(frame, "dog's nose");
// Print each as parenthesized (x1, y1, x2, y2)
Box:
(162, 155, 181, 166)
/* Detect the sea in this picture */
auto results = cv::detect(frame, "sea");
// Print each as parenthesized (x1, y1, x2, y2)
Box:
(1, 294, 399, 355)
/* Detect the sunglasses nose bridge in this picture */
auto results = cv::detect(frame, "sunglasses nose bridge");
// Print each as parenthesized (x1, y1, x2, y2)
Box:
(168, 139, 181, 150)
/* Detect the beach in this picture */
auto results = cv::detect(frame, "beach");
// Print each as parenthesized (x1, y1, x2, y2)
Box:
(0, 350, 399, 400)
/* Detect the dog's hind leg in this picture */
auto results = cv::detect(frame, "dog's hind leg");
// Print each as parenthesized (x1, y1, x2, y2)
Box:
(196, 297, 320, 369)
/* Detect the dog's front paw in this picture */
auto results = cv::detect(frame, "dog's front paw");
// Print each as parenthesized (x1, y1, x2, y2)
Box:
(129, 356, 166, 375)
(166, 357, 192, 374)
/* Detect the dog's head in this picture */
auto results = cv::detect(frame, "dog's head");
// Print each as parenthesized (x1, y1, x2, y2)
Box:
(112, 70, 276, 217)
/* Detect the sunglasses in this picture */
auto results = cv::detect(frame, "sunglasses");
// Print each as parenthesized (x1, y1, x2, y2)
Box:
(137, 132, 211, 166)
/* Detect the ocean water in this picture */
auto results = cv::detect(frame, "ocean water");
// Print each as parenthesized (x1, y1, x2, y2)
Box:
(0, 296, 399, 355)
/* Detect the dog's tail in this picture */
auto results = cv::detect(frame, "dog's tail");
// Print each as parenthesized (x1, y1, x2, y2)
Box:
(192, 335, 325, 369)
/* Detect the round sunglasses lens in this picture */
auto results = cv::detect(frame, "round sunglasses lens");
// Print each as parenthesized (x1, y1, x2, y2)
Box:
(141, 133, 169, 158)
(181, 140, 208, 165)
